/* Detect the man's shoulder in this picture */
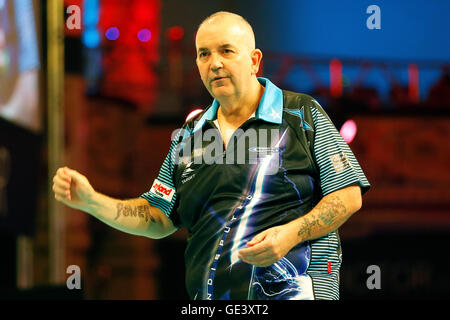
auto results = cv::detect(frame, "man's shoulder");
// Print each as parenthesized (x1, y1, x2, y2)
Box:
(182, 106, 211, 129)
(281, 89, 318, 109)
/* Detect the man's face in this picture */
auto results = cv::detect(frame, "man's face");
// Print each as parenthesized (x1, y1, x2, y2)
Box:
(195, 18, 256, 101)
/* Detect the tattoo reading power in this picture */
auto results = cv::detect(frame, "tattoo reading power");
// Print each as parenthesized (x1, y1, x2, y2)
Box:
(181, 304, 269, 317)
(114, 203, 155, 223)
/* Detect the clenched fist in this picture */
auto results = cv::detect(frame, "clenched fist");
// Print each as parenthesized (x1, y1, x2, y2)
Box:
(52, 167, 95, 211)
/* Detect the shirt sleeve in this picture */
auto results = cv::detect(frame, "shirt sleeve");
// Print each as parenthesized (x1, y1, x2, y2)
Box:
(308, 98, 371, 197)
(140, 129, 182, 224)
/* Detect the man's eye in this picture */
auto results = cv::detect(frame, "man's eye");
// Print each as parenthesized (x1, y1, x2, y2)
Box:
(199, 52, 208, 58)
(223, 49, 233, 54)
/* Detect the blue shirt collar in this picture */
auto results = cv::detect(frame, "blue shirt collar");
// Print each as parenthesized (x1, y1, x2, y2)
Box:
(192, 77, 283, 133)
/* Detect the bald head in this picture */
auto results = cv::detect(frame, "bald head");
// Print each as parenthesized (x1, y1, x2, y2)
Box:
(195, 11, 263, 103)
(196, 11, 256, 52)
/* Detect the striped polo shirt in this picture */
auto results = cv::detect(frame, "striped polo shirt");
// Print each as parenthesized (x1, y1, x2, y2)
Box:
(141, 77, 370, 300)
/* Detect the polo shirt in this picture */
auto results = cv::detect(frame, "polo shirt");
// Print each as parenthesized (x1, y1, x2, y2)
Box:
(141, 77, 370, 300)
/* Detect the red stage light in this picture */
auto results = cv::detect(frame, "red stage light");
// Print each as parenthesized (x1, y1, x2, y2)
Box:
(330, 59, 343, 98)
(167, 26, 184, 41)
(408, 63, 420, 103)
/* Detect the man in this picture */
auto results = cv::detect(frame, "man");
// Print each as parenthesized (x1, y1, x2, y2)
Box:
(53, 11, 370, 300)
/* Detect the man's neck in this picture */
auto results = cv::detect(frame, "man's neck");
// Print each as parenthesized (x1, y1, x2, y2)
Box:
(216, 79, 264, 127)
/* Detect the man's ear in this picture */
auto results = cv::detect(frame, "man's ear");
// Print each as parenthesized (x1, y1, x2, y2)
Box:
(250, 49, 263, 75)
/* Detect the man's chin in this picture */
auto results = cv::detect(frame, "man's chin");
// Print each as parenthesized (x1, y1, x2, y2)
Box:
(210, 87, 234, 99)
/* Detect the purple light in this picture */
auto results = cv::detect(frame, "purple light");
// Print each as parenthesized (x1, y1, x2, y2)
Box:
(340, 119, 357, 143)
(105, 27, 119, 40)
(137, 29, 152, 42)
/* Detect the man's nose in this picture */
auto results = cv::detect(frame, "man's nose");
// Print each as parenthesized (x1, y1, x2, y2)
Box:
(210, 53, 223, 71)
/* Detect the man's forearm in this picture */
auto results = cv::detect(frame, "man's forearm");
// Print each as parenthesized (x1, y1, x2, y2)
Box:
(86, 192, 176, 239)
(237, 185, 363, 267)
(53, 166, 177, 238)
(286, 185, 362, 244)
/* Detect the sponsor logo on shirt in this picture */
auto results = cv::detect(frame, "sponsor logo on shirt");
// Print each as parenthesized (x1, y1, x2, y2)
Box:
(248, 147, 280, 154)
(181, 161, 196, 184)
(181, 161, 194, 179)
(330, 152, 352, 173)
(150, 179, 174, 202)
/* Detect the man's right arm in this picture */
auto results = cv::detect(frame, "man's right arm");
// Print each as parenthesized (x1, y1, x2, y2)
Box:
(52, 167, 178, 239)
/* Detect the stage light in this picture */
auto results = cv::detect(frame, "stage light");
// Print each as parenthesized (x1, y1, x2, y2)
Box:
(408, 63, 420, 103)
(340, 119, 357, 143)
(167, 26, 184, 41)
(82, 29, 100, 48)
(185, 109, 203, 122)
(82, 0, 99, 47)
(138, 29, 152, 42)
(83, 0, 99, 26)
(105, 27, 120, 40)
(330, 58, 343, 98)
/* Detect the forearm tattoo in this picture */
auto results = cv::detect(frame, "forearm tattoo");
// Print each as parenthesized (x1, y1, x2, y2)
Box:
(297, 195, 347, 239)
(114, 203, 156, 223)
(316, 195, 346, 225)
(297, 216, 319, 239)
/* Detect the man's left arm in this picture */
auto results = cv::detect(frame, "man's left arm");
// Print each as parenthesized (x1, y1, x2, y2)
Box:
(238, 184, 362, 267)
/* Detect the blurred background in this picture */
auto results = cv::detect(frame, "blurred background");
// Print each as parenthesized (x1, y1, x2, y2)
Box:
(0, 0, 449, 300)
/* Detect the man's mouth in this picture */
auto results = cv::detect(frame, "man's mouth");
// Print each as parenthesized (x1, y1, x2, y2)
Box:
(212, 76, 228, 82)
